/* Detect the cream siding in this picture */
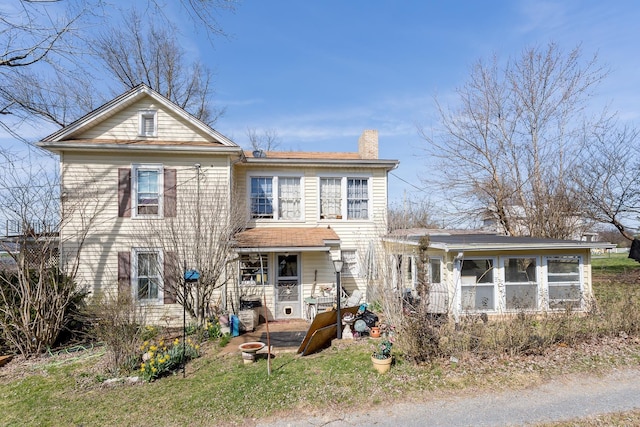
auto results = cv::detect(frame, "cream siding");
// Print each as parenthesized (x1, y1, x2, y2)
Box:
(76, 99, 213, 142)
(60, 150, 233, 324)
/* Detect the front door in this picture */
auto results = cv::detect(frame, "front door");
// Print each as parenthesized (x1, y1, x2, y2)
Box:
(275, 253, 301, 319)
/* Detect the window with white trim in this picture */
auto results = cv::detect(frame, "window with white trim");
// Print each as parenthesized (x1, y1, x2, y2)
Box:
(504, 257, 538, 310)
(342, 250, 359, 277)
(132, 164, 163, 217)
(320, 178, 342, 219)
(428, 258, 442, 284)
(278, 177, 301, 220)
(460, 258, 495, 311)
(138, 110, 157, 137)
(546, 256, 582, 309)
(240, 254, 269, 286)
(249, 175, 302, 220)
(347, 178, 368, 219)
(250, 177, 273, 218)
(133, 248, 163, 302)
(319, 176, 370, 220)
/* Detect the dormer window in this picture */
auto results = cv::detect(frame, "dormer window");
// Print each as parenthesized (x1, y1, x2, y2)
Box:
(138, 110, 157, 137)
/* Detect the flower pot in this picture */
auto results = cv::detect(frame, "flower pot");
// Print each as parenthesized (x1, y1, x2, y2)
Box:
(370, 326, 380, 338)
(371, 355, 392, 373)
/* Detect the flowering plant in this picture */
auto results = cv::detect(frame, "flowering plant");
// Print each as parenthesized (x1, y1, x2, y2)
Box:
(372, 337, 392, 360)
(139, 337, 200, 382)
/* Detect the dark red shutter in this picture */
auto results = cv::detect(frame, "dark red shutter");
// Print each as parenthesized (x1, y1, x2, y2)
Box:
(118, 168, 132, 217)
(164, 168, 177, 218)
(164, 251, 178, 304)
(117, 251, 131, 297)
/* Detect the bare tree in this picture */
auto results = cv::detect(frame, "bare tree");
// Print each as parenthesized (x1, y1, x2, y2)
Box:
(139, 166, 247, 324)
(422, 43, 608, 238)
(0, 0, 235, 141)
(92, 10, 223, 125)
(247, 127, 281, 152)
(572, 118, 640, 241)
(0, 0, 93, 138)
(388, 197, 439, 232)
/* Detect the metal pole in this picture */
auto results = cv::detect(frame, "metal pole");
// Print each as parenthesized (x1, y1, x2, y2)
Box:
(336, 270, 342, 340)
(183, 260, 186, 378)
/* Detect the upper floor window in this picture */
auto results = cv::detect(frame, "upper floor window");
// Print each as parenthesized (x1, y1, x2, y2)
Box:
(320, 178, 342, 219)
(278, 177, 301, 220)
(250, 177, 273, 218)
(347, 178, 368, 219)
(250, 175, 302, 220)
(320, 176, 370, 220)
(138, 110, 157, 137)
(132, 164, 163, 217)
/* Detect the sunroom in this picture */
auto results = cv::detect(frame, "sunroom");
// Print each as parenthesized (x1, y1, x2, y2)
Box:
(383, 230, 616, 319)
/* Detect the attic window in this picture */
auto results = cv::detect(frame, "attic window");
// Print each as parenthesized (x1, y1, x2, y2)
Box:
(138, 110, 157, 137)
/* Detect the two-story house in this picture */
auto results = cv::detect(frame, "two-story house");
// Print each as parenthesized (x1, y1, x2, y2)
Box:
(38, 84, 399, 325)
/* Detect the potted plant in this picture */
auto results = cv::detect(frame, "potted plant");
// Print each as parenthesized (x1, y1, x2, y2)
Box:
(371, 336, 393, 373)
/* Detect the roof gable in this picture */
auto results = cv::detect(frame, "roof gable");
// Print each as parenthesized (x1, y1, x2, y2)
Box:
(40, 84, 237, 147)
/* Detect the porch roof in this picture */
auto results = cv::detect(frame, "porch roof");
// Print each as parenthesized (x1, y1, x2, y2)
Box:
(233, 227, 341, 253)
(384, 229, 616, 252)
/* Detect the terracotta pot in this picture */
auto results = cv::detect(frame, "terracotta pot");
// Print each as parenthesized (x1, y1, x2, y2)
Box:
(371, 355, 392, 373)
(370, 326, 381, 338)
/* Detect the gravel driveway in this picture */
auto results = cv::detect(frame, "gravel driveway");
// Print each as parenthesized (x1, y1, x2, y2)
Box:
(257, 367, 640, 426)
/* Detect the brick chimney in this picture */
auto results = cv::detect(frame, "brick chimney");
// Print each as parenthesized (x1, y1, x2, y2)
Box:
(358, 129, 378, 159)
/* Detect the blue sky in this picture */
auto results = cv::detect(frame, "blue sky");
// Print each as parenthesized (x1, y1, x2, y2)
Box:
(200, 1, 639, 205)
(3, 0, 639, 208)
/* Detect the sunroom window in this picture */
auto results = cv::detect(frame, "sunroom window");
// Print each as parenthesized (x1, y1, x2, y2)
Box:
(461, 258, 495, 311)
(546, 256, 581, 309)
(504, 257, 538, 310)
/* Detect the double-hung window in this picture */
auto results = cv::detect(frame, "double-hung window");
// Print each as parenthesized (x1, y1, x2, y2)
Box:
(132, 164, 163, 217)
(460, 258, 495, 311)
(320, 178, 342, 219)
(250, 177, 273, 218)
(504, 257, 538, 310)
(546, 256, 582, 309)
(278, 177, 301, 220)
(134, 248, 163, 302)
(319, 177, 370, 220)
(138, 110, 157, 137)
(250, 176, 302, 220)
(347, 178, 368, 219)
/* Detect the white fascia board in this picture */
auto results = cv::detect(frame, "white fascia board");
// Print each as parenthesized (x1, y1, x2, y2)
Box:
(235, 247, 331, 253)
(241, 158, 399, 170)
(37, 142, 244, 155)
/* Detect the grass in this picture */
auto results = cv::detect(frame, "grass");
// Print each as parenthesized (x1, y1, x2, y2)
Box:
(1, 258, 640, 426)
(592, 251, 638, 274)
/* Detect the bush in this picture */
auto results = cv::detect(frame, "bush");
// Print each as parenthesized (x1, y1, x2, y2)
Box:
(0, 268, 86, 357)
(87, 292, 147, 375)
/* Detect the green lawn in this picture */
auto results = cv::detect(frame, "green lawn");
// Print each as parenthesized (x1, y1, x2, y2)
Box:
(2, 257, 640, 426)
(592, 251, 638, 274)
